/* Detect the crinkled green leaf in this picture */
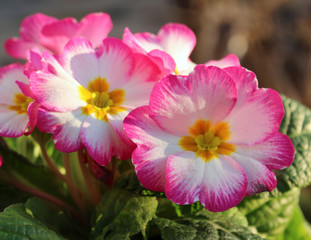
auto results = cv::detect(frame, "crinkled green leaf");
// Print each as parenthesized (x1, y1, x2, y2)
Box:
(0, 200, 66, 240)
(276, 204, 311, 240)
(24, 197, 89, 240)
(91, 187, 158, 240)
(238, 187, 300, 238)
(151, 216, 263, 240)
(277, 95, 311, 191)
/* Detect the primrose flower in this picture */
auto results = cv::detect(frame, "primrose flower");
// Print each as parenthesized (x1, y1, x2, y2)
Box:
(0, 63, 38, 137)
(5, 12, 112, 59)
(30, 37, 161, 166)
(123, 65, 294, 212)
(123, 23, 240, 75)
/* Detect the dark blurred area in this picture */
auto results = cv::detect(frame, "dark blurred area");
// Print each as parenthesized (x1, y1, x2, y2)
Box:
(0, 0, 310, 222)
(173, 0, 311, 108)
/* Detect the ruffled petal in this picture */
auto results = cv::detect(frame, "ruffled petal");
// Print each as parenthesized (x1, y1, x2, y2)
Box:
(122, 53, 161, 109)
(108, 110, 136, 149)
(5, 38, 45, 59)
(30, 52, 84, 112)
(40, 17, 79, 54)
(224, 66, 258, 112)
(81, 115, 132, 166)
(76, 12, 112, 47)
(0, 63, 27, 105)
(20, 13, 57, 42)
(98, 38, 135, 91)
(149, 65, 237, 136)
(205, 54, 240, 68)
(61, 37, 99, 88)
(158, 23, 196, 72)
(236, 132, 294, 170)
(226, 88, 284, 145)
(124, 106, 183, 191)
(133, 146, 169, 192)
(123, 27, 160, 53)
(165, 152, 247, 212)
(37, 108, 85, 152)
(25, 101, 39, 135)
(230, 153, 277, 196)
(0, 105, 29, 137)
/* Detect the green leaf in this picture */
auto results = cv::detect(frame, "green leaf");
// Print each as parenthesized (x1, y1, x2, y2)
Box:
(24, 198, 90, 240)
(276, 204, 311, 240)
(0, 139, 67, 201)
(0, 200, 66, 240)
(91, 187, 158, 240)
(238, 187, 300, 238)
(151, 216, 263, 240)
(278, 95, 311, 191)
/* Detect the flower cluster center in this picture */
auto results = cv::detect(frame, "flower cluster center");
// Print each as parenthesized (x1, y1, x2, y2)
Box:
(195, 132, 221, 151)
(79, 77, 125, 121)
(179, 119, 235, 162)
(9, 93, 32, 115)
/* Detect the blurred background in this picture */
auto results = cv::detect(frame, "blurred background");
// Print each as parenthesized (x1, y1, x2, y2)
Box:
(0, 0, 310, 220)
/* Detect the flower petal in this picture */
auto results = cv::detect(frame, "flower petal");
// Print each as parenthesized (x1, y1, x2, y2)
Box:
(236, 132, 294, 170)
(25, 101, 39, 135)
(5, 13, 57, 59)
(158, 23, 196, 72)
(37, 108, 85, 152)
(81, 115, 132, 166)
(226, 88, 284, 145)
(40, 17, 79, 54)
(124, 106, 181, 149)
(5, 38, 45, 59)
(165, 152, 247, 212)
(122, 54, 161, 109)
(224, 66, 258, 112)
(30, 52, 84, 112)
(0, 105, 29, 137)
(76, 12, 112, 47)
(20, 13, 57, 42)
(149, 65, 237, 136)
(124, 106, 183, 191)
(230, 153, 277, 196)
(123, 27, 160, 53)
(0, 63, 27, 105)
(61, 37, 99, 88)
(205, 54, 240, 68)
(108, 109, 136, 149)
(98, 38, 134, 91)
(133, 146, 168, 192)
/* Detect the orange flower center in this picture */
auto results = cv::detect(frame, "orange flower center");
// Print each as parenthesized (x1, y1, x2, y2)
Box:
(179, 119, 235, 162)
(9, 93, 32, 114)
(79, 77, 125, 121)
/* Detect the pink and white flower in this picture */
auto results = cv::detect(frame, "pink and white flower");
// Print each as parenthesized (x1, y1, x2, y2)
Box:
(123, 23, 240, 75)
(30, 37, 161, 166)
(0, 63, 38, 137)
(123, 65, 294, 212)
(5, 12, 112, 59)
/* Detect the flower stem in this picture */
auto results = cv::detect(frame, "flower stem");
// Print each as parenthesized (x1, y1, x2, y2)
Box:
(5, 169, 86, 224)
(78, 150, 101, 206)
(39, 143, 66, 182)
(111, 157, 120, 185)
(62, 153, 86, 214)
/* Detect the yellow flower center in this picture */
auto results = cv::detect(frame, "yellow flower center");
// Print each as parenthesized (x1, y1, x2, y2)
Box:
(9, 93, 33, 114)
(179, 119, 235, 162)
(79, 77, 126, 121)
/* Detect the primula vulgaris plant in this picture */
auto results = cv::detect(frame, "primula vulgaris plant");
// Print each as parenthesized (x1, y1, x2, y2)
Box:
(0, 12, 310, 240)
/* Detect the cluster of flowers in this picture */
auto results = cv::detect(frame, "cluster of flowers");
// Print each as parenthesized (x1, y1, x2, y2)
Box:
(0, 12, 294, 212)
